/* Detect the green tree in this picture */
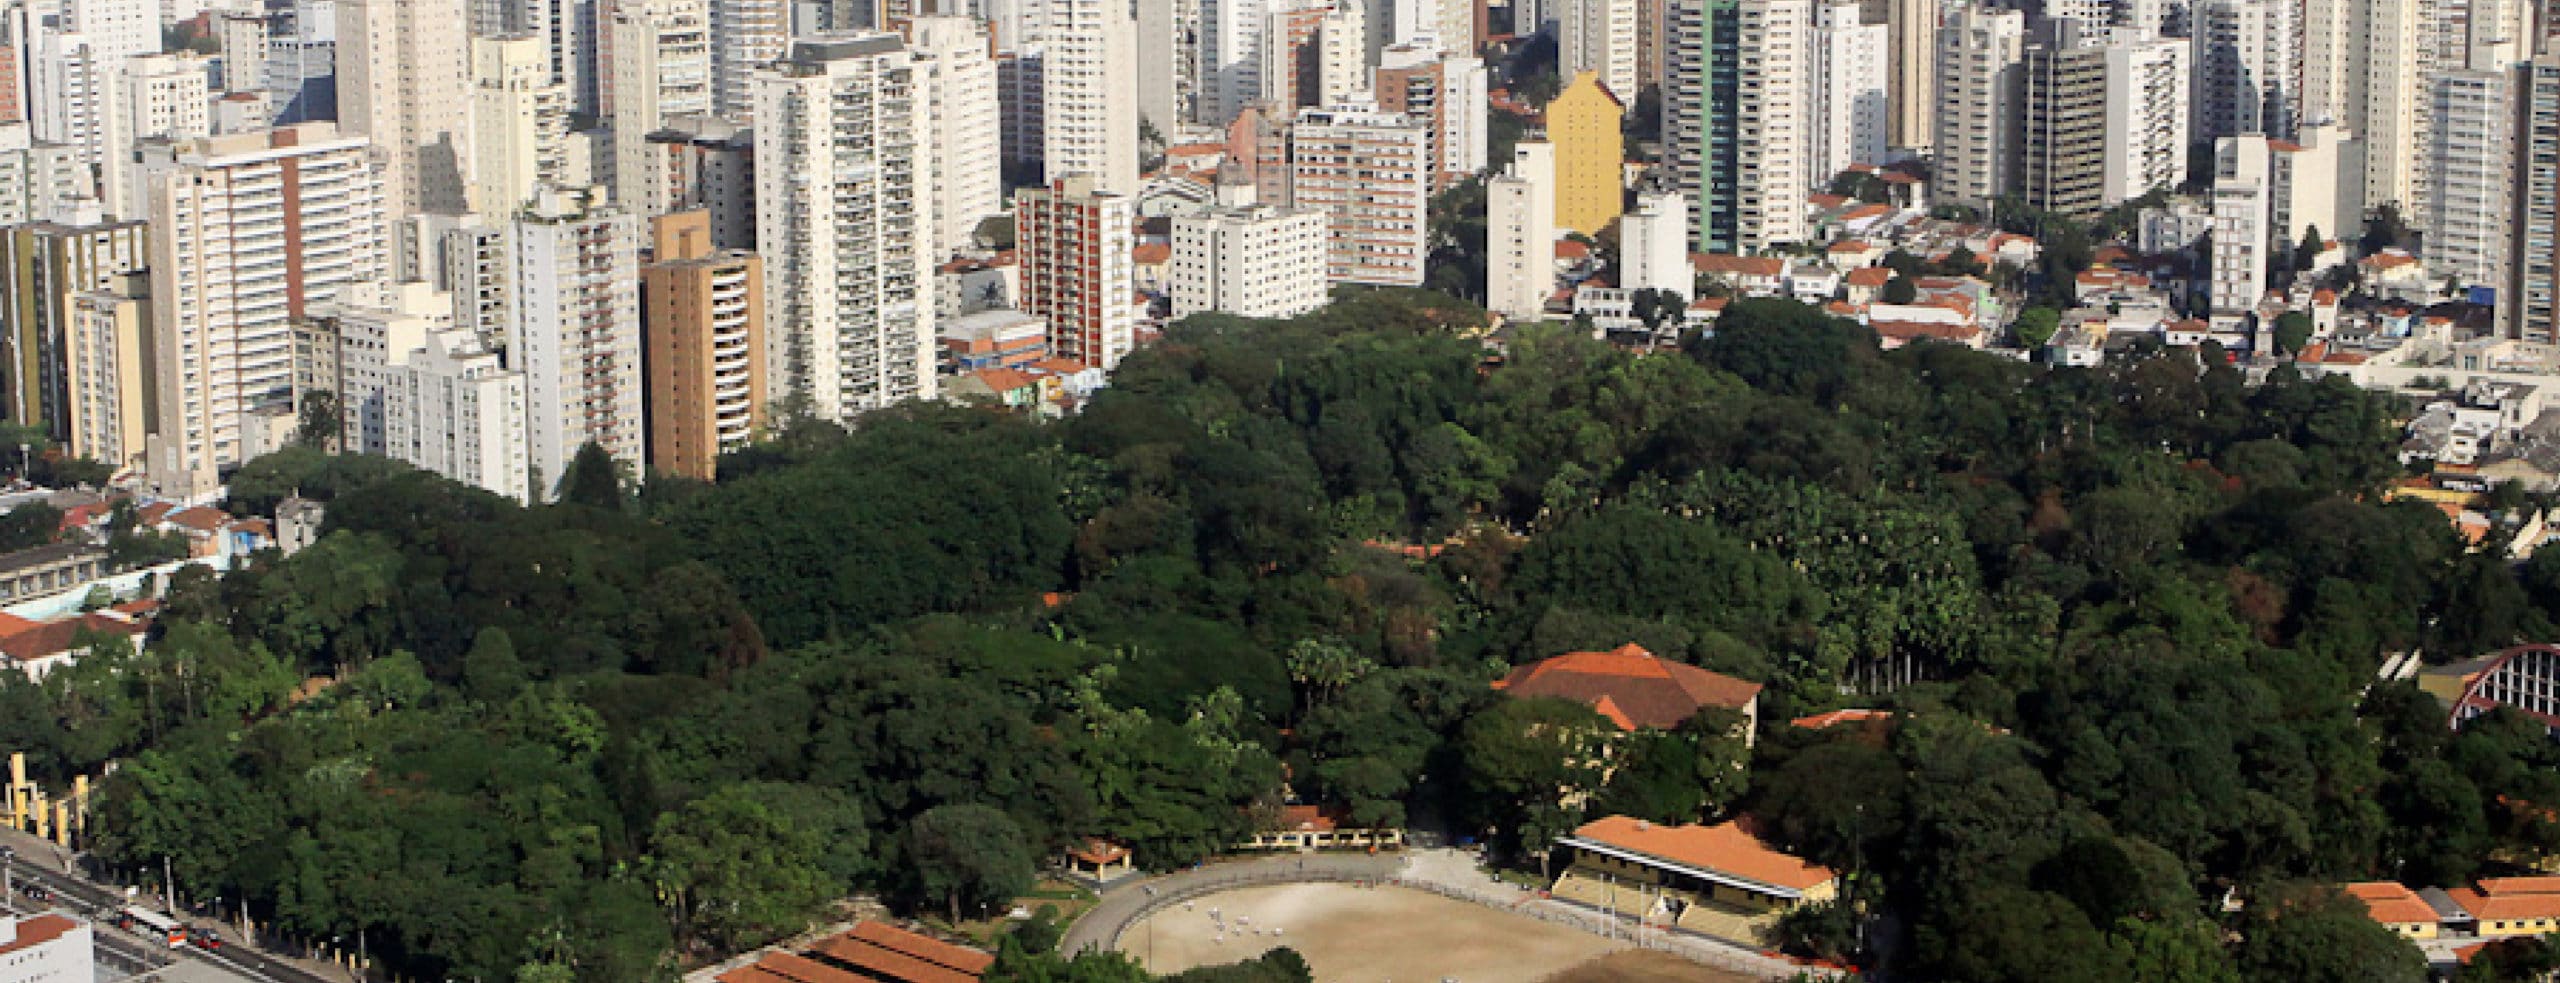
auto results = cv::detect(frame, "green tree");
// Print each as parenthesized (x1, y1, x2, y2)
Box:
(1458, 697, 1609, 873)
(649, 786, 836, 953)
(1883, 274, 1919, 304)
(906, 803, 1035, 922)
(558, 441, 623, 509)
(297, 391, 341, 449)
(2013, 307, 2062, 350)
(2273, 311, 2314, 354)
(2233, 886, 2429, 983)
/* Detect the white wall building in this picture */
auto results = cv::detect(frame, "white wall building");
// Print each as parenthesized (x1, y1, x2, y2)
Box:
(142, 124, 388, 498)
(313, 280, 446, 455)
(608, 0, 713, 217)
(1170, 179, 1330, 319)
(2191, 0, 2295, 141)
(1199, 0, 1267, 123)
(472, 33, 569, 216)
(754, 33, 937, 422)
(909, 16, 1003, 262)
(2301, 0, 2419, 208)
(1486, 139, 1556, 320)
(1812, 0, 1887, 180)
(1932, 4, 2022, 211)
(2209, 134, 2271, 327)
(2423, 44, 2521, 292)
(1043, 0, 1139, 193)
(711, 0, 789, 120)
(338, 0, 473, 217)
(504, 185, 643, 496)
(1561, 0, 1639, 102)
(2101, 35, 2188, 204)
(1284, 100, 1433, 285)
(1620, 188, 1690, 296)
(0, 914, 93, 983)
(385, 325, 530, 502)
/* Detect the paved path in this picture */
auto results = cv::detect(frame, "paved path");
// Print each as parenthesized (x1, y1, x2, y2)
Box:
(1057, 852, 1400, 956)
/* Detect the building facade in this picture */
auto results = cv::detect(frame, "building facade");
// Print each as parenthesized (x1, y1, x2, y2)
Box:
(1169, 180, 1330, 319)
(1548, 71, 1625, 236)
(337, 0, 473, 217)
(1016, 174, 1138, 369)
(1284, 101, 1432, 285)
(1932, 4, 2022, 213)
(1487, 139, 1556, 320)
(641, 211, 764, 480)
(384, 326, 530, 502)
(908, 16, 1002, 262)
(505, 185, 644, 496)
(608, 0, 714, 216)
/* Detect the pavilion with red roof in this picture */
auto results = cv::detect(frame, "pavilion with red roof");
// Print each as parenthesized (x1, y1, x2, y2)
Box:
(1493, 643, 1763, 743)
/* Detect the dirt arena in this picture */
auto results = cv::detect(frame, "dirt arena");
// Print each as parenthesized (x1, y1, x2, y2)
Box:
(1116, 883, 1752, 983)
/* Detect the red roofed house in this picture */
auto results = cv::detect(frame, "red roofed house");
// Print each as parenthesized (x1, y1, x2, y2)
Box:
(1690, 254, 1787, 296)
(1240, 803, 1405, 851)
(2343, 882, 2444, 939)
(717, 921, 991, 983)
(1493, 642, 1763, 742)
(2441, 875, 2560, 939)
(1552, 815, 1838, 943)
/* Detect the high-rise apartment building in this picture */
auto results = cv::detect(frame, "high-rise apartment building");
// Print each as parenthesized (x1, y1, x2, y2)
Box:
(505, 185, 644, 495)
(472, 33, 570, 216)
(1374, 41, 1489, 187)
(608, 0, 712, 217)
(143, 125, 387, 497)
(1561, 0, 1639, 100)
(1260, 1, 1363, 109)
(1547, 71, 1624, 236)
(385, 325, 530, 501)
(102, 54, 216, 216)
(1619, 187, 1690, 295)
(2208, 135, 2271, 329)
(2270, 122, 2352, 249)
(2510, 54, 2560, 340)
(1667, 0, 1815, 250)
(642, 211, 763, 481)
(1043, 0, 1139, 193)
(1169, 174, 1330, 319)
(2421, 44, 2521, 292)
(1812, 0, 1887, 180)
(65, 270, 147, 471)
(0, 217, 146, 433)
(65, 0, 156, 62)
(296, 280, 446, 456)
(2020, 29, 2106, 218)
(712, 0, 789, 120)
(908, 16, 1002, 262)
(1486, 139, 1556, 321)
(2192, 0, 2296, 141)
(1134, 0, 1201, 136)
(1200, 0, 1266, 121)
(996, 49, 1046, 180)
(27, 25, 108, 181)
(1860, 0, 1934, 152)
(2101, 35, 2188, 204)
(338, 0, 473, 217)
(1284, 100, 1432, 285)
(1015, 175, 1137, 369)
(753, 33, 936, 421)
(2300, 0, 2417, 208)
(1932, 4, 2022, 213)
(645, 115, 757, 251)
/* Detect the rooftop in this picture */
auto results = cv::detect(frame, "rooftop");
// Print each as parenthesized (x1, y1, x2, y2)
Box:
(2344, 882, 2440, 925)
(1492, 643, 1761, 730)
(1567, 816, 1835, 894)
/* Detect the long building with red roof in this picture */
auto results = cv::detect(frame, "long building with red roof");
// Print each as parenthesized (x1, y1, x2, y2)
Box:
(711, 922, 990, 983)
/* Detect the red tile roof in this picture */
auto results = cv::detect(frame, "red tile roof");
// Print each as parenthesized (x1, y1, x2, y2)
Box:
(844, 922, 994, 975)
(1827, 240, 1872, 254)
(965, 368, 1039, 395)
(136, 502, 174, 526)
(166, 505, 230, 533)
(0, 914, 76, 955)
(1131, 243, 1171, 265)
(1492, 643, 1760, 730)
(1843, 268, 1891, 288)
(1068, 838, 1130, 866)
(1691, 254, 1784, 277)
(1572, 816, 1835, 892)
(1789, 708, 1892, 730)
(1873, 321, 1982, 344)
(2345, 882, 2440, 925)
(1557, 240, 1592, 260)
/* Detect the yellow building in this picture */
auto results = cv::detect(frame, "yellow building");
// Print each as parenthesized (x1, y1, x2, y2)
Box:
(2452, 876, 2560, 938)
(2344, 882, 2442, 940)
(1552, 815, 1837, 944)
(1548, 72, 1627, 237)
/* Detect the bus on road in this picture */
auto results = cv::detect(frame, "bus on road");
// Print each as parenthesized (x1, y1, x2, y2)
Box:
(115, 906, 188, 947)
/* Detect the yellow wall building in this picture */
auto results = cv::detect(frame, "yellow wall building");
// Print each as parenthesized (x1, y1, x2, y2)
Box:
(1552, 815, 1837, 944)
(1548, 72, 1627, 237)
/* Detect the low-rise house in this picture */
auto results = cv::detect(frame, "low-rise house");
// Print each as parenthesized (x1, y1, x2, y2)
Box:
(1240, 804, 1404, 852)
(2345, 881, 2444, 940)
(1825, 240, 1882, 271)
(1691, 254, 1787, 297)
(1492, 642, 1763, 743)
(1842, 267, 1890, 306)
(1786, 261, 1840, 302)
(2448, 876, 2560, 939)
(1551, 815, 1838, 943)
(939, 309, 1051, 373)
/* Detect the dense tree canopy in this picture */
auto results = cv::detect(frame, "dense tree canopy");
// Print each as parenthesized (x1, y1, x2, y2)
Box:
(45, 289, 2559, 981)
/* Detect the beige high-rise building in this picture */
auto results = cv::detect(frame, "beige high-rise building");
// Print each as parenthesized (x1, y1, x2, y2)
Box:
(610, 0, 714, 216)
(144, 124, 389, 497)
(2302, 0, 2416, 207)
(908, 16, 1003, 262)
(64, 271, 148, 472)
(1861, 0, 1936, 152)
(642, 211, 764, 481)
(0, 217, 147, 435)
(1284, 100, 1433, 285)
(712, 0, 790, 121)
(339, 0, 473, 217)
(1932, 4, 2023, 212)
(1561, 0, 1639, 101)
(472, 34, 570, 216)
(754, 34, 937, 421)
(1042, 0, 1140, 193)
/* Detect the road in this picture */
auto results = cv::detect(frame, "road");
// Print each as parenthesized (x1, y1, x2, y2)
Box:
(0, 842, 340, 983)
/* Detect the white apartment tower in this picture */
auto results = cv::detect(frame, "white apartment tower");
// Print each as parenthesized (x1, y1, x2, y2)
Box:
(1561, 0, 1639, 101)
(386, 326, 531, 502)
(712, 0, 789, 120)
(1667, 0, 1818, 251)
(505, 185, 644, 495)
(339, 0, 474, 217)
(1932, 4, 2023, 212)
(1134, 0, 1201, 136)
(608, 0, 714, 215)
(2421, 44, 2520, 292)
(1812, 0, 1887, 180)
(2101, 35, 2188, 204)
(2191, 0, 2295, 140)
(2301, 0, 2418, 207)
(753, 33, 937, 421)
(27, 25, 107, 181)
(908, 16, 1003, 262)
(144, 125, 388, 497)
(310, 280, 447, 455)
(1044, 0, 1139, 192)
(1619, 188, 1690, 296)
(1199, 0, 1267, 123)
(103, 53, 215, 216)
(1486, 139, 1556, 321)
(1170, 176, 1330, 319)
(2508, 54, 2560, 340)
(1375, 41, 1490, 184)
(2208, 134, 2271, 327)
(472, 33, 570, 216)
